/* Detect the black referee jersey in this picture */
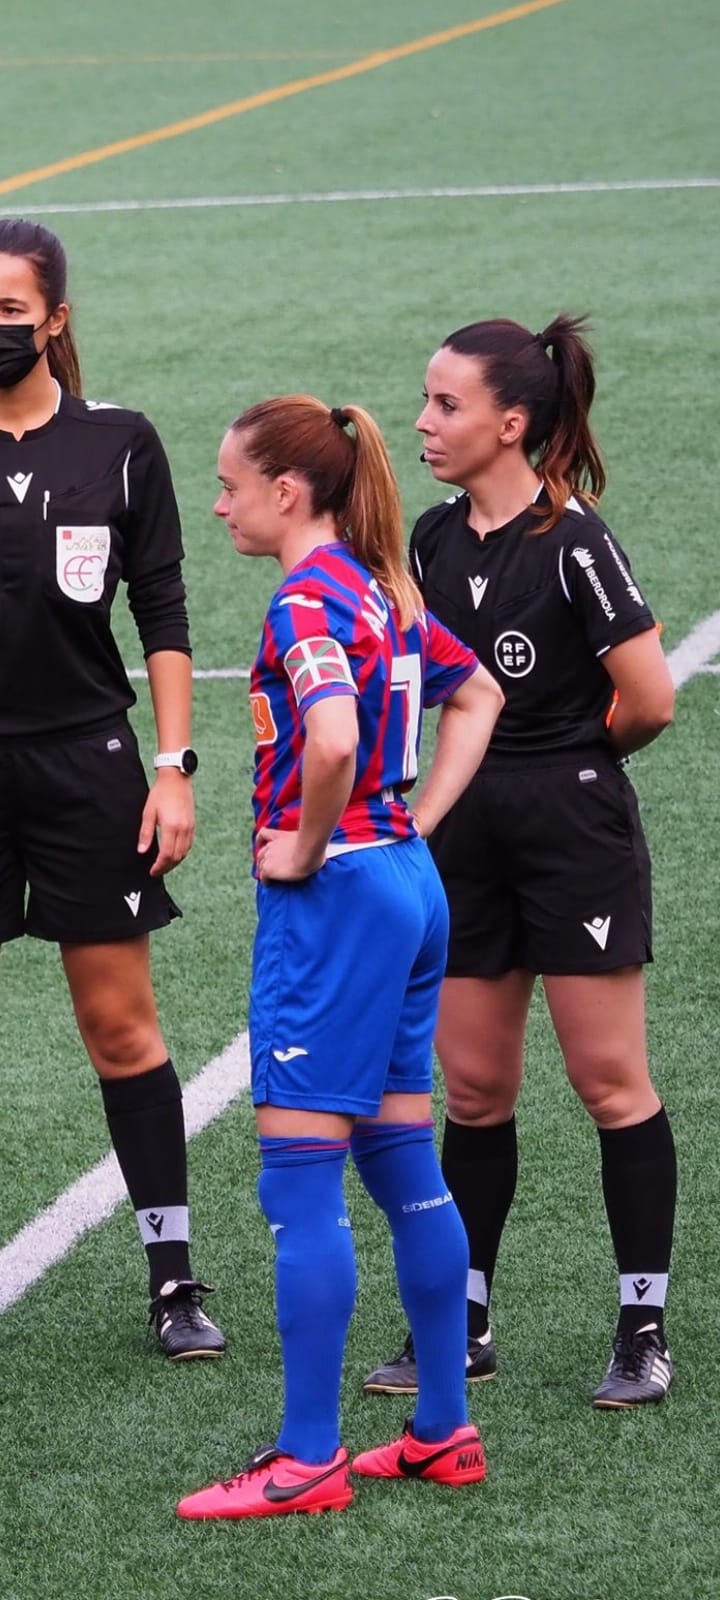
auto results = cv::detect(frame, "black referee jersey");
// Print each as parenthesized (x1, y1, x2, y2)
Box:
(410, 489, 656, 761)
(0, 386, 190, 740)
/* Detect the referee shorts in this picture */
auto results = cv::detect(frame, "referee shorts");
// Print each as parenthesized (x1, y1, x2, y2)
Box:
(249, 835, 449, 1117)
(0, 718, 181, 945)
(430, 756, 652, 977)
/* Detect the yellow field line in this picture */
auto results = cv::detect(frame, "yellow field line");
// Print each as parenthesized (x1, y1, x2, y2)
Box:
(0, 0, 569, 198)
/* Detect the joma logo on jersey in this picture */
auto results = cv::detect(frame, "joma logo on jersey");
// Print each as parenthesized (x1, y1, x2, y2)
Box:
(278, 591, 323, 610)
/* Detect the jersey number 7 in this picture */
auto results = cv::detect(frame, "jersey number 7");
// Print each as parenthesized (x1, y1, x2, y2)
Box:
(390, 654, 422, 781)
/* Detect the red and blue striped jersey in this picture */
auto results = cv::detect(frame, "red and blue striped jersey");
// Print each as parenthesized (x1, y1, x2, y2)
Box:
(249, 542, 478, 849)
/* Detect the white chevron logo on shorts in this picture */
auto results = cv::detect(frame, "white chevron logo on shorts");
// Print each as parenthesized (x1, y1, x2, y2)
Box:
(272, 1046, 308, 1062)
(124, 891, 142, 917)
(583, 915, 611, 950)
(6, 471, 33, 503)
(468, 575, 488, 610)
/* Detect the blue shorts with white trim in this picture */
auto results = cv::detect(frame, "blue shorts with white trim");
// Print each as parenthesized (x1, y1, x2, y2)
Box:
(249, 836, 449, 1116)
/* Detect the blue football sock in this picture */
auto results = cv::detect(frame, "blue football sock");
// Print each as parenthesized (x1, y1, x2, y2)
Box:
(351, 1121, 469, 1441)
(258, 1136, 356, 1464)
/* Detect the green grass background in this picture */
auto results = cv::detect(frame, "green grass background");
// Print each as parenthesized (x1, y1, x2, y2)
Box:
(0, 2, 719, 1597)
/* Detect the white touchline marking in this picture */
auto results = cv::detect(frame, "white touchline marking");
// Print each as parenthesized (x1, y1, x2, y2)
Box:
(128, 610, 720, 687)
(0, 178, 718, 218)
(665, 610, 720, 690)
(127, 667, 250, 680)
(0, 1030, 250, 1314)
(1, 610, 719, 1315)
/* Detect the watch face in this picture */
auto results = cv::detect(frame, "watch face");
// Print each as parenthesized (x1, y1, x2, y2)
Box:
(181, 748, 199, 775)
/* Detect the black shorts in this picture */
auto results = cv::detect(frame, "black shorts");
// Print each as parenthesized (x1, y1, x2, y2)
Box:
(430, 756, 652, 977)
(0, 719, 181, 944)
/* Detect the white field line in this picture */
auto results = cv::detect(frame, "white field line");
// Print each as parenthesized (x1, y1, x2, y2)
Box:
(0, 1031, 250, 1313)
(1, 178, 719, 217)
(665, 611, 720, 690)
(127, 667, 250, 680)
(131, 611, 720, 685)
(0, 609, 718, 1315)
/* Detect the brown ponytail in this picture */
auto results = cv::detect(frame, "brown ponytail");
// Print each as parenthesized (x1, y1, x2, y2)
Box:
(48, 322, 82, 397)
(231, 395, 422, 628)
(442, 313, 606, 531)
(335, 405, 421, 628)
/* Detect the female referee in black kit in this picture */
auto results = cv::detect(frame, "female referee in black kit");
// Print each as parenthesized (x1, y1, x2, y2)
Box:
(364, 313, 677, 1407)
(0, 218, 224, 1359)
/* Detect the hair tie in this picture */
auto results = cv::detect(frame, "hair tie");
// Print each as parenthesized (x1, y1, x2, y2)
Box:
(535, 331, 550, 351)
(330, 407, 350, 429)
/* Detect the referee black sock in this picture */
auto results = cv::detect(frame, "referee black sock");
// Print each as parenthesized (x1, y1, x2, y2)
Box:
(441, 1115, 518, 1339)
(100, 1059, 192, 1298)
(599, 1106, 676, 1341)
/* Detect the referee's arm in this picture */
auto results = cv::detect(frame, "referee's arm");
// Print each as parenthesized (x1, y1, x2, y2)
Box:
(138, 650, 196, 875)
(603, 630, 675, 755)
(124, 417, 196, 874)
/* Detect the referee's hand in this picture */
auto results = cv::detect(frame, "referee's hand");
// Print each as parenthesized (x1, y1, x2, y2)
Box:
(138, 774, 196, 875)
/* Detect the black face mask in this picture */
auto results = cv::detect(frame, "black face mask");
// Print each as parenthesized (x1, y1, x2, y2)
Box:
(0, 318, 51, 390)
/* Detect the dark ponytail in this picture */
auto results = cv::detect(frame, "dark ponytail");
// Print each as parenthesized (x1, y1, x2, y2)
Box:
(47, 323, 82, 397)
(534, 313, 605, 526)
(0, 217, 82, 397)
(442, 313, 605, 531)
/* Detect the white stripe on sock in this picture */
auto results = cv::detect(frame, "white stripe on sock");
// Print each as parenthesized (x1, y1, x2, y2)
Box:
(467, 1267, 488, 1305)
(619, 1272, 669, 1307)
(136, 1204, 189, 1247)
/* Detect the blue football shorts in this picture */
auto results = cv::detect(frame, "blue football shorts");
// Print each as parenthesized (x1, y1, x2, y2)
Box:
(249, 835, 449, 1116)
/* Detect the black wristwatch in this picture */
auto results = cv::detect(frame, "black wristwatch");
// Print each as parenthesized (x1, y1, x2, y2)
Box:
(153, 748, 199, 776)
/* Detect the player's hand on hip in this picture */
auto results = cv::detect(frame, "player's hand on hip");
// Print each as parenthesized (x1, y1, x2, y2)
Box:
(255, 825, 325, 883)
(138, 776, 196, 876)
